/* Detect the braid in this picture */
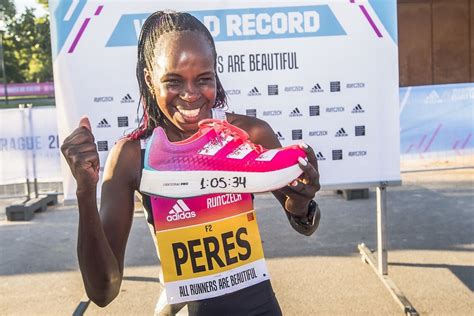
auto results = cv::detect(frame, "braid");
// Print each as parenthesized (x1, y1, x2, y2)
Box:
(128, 11, 227, 140)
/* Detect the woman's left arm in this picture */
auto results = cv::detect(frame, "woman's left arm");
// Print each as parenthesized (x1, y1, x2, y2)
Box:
(241, 116, 321, 236)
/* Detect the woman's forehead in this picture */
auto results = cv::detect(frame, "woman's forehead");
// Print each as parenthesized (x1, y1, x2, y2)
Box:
(153, 31, 214, 68)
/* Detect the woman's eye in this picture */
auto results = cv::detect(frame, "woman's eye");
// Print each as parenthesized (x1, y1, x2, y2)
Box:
(198, 78, 213, 84)
(165, 79, 181, 86)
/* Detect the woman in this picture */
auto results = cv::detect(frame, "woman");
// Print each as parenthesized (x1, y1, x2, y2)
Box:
(61, 11, 320, 316)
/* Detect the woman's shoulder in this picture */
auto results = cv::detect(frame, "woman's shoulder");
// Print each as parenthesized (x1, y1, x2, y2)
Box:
(104, 137, 142, 187)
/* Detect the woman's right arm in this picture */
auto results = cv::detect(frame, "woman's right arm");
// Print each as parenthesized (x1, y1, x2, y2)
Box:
(61, 117, 141, 307)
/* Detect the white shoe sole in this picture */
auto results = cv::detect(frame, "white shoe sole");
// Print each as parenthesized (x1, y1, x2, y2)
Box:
(140, 164, 303, 198)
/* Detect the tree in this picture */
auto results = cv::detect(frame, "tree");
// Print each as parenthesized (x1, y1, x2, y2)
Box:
(1, 0, 53, 83)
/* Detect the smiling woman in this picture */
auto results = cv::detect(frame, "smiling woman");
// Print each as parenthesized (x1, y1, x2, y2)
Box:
(60, 10, 320, 316)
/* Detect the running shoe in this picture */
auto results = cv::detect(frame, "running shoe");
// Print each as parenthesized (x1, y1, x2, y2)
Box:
(140, 119, 306, 198)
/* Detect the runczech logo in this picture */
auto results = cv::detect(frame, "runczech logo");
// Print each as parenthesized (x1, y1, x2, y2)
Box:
(166, 199, 196, 222)
(94, 96, 113, 103)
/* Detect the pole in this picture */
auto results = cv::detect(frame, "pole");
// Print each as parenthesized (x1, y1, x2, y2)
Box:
(27, 104, 39, 198)
(0, 12, 8, 105)
(376, 185, 388, 275)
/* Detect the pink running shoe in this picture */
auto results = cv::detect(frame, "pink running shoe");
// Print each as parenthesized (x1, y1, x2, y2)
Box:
(140, 119, 307, 198)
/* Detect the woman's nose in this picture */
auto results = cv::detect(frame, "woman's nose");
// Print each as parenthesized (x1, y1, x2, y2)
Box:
(180, 82, 200, 103)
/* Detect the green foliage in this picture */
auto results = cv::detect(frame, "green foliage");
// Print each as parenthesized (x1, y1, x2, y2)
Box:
(1, 0, 53, 83)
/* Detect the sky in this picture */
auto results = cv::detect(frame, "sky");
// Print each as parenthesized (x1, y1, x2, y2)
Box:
(13, 0, 48, 15)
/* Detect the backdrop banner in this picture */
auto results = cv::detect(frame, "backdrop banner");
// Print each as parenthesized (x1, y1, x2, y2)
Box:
(49, 0, 401, 201)
(400, 83, 474, 156)
(0, 106, 62, 185)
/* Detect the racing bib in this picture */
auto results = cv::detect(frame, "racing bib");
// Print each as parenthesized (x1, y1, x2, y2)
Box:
(151, 193, 270, 304)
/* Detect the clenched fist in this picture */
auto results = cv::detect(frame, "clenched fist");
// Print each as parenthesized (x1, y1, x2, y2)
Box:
(61, 116, 100, 191)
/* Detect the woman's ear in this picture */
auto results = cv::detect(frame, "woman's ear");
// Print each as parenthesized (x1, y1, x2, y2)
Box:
(143, 68, 154, 94)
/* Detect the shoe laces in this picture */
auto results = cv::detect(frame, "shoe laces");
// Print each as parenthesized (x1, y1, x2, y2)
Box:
(198, 119, 264, 153)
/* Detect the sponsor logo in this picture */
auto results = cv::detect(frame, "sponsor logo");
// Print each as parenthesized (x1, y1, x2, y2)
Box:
(284, 85, 303, 92)
(117, 116, 129, 127)
(289, 107, 303, 117)
(335, 128, 348, 137)
(97, 118, 111, 128)
(121, 93, 135, 103)
(326, 106, 344, 113)
(424, 90, 442, 104)
(309, 105, 320, 116)
(97, 141, 108, 151)
(292, 129, 303, 140)
(94, 96, 113, 102)
(263, 110, 282, 116)
(332, 149, 343, 160)
(248, 87, 261, 96)
(351, 104, 365, 113)
(348, 150, 367, 157)
(268, 85, 279, 96)
(309, 130, 328, 136)
(246, 109, 257, 117)
(355, 125, 365, 136)
(226, 89, 241, 95)
(206, 194, 243, 209)
(275, 131, 285, 141)
(330, 81, 340, 92)
(316, 152, 326, 161)
(346, 82, 365, 89)
(166, 199, 196, 222)
(450, 87, 474, 101)
(310, 83, 324, 93)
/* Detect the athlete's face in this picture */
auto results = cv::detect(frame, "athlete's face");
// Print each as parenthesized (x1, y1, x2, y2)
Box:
(146, 31, 217, 134)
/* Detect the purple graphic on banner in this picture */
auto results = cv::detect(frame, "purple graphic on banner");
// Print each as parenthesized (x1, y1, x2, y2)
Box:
(359, 5, 383, 38)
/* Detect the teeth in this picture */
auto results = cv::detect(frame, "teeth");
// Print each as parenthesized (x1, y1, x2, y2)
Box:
(178, 108, 201, 118)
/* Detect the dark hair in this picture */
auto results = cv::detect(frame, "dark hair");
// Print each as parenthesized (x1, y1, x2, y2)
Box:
(128, 11, 227, 140)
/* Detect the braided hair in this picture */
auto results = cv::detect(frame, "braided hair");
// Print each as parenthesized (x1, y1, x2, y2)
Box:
(128, 11, 227, 140)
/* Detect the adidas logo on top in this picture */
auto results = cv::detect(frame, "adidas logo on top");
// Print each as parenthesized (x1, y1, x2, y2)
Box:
(335, 128, 348, 137)
(351, 104, 365, 113)
(424, 90, 442, 104)
(97, 118, 110, 128)
(316, 152, 326, 161)
(166, 199, 196, 222)
(289, 107, 303, 117)
(310, 84, 323, 93)
(121, 93, 135, 103)
(248, 87, 261, 96)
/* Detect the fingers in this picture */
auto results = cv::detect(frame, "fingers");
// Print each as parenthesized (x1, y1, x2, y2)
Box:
(300, 143, 318, 172)
(79, 116, 92, 132)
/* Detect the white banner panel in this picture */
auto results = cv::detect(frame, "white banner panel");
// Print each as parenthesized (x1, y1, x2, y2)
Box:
(0, 106, 62, 185)
(50, 0, 400, 201)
